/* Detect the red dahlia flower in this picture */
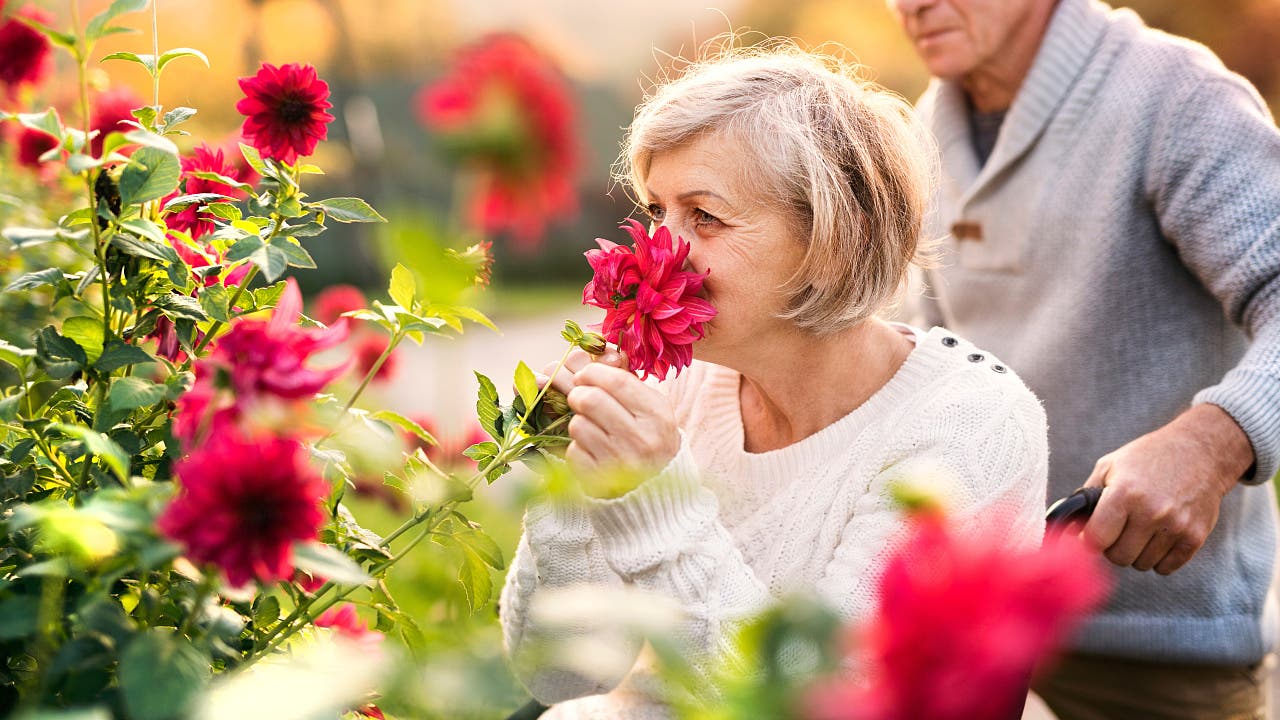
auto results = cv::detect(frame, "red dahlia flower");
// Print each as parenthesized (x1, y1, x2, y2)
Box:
(164, 143, 258, 239)
(158, 433, 327, 587)
(236, 62, 334, 165)
(803, 511, 1110, 720)
(311, 284, 367, 326)
(582, 219, 716, 380)
(416, 33, 579, 249)
(89, 86, 143, 157)
(315, 603, 384, 649)
(353, 332, 396, 383)
(0, 4, 54, 100)
(173, 278, 349, 444)
(14, 124, 57, 168)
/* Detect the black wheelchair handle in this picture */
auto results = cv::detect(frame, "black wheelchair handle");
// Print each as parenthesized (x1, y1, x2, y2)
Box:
(1045, 486, 1103, 526)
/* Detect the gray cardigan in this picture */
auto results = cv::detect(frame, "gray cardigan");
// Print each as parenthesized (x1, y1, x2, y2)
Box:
(915, 0, 1280, 663)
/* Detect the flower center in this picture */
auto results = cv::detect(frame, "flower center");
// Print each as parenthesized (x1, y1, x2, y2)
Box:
(275, 94, 311, 124)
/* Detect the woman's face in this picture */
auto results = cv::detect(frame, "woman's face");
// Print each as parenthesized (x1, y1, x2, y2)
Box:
(642, 132, 805, 366)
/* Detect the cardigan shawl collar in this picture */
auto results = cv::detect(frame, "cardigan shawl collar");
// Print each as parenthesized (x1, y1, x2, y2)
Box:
(924, 0, 1111, 205)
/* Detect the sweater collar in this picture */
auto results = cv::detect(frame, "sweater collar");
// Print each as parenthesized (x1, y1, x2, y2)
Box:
(924, 0, 1111, 203)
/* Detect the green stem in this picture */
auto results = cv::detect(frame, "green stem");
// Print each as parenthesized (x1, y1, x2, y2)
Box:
(314, 329, 407, 449)
(150, 0, 160, 114)
(32, 432, 77, 488)
(184, 263, 260, 364)
(20, 575, 65, 713)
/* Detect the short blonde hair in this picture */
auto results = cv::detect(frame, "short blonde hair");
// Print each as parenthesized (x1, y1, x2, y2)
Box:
(619, 39, 936, 333)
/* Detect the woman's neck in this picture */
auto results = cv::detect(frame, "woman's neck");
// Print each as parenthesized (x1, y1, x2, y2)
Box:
(735, 319, 915, 453)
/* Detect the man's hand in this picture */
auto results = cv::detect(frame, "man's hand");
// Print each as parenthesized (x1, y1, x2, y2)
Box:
(1082, 404, 1255, 575)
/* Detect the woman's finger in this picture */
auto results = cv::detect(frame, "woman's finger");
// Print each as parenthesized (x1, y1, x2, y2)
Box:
(567, 383, 635, 436)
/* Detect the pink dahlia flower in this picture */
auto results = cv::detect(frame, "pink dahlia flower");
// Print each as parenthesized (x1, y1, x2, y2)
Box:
(173, 278, 349, 444)
(803, 511, 1110, 720)
(236, 62, 334, 165)
(158, 433, 327, 587)
(164, 143, 258, 239)
(0, 4, 54, 99)
(315, 603, 384, 649)
(311, 284, 367, 326)
(582, 219, 716, 380)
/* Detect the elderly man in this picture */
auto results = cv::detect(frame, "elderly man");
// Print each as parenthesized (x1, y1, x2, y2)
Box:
(887, 0, 1280, 717)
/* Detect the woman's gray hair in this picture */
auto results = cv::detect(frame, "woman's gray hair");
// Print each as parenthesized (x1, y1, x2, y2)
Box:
(618, 38, 937, 333)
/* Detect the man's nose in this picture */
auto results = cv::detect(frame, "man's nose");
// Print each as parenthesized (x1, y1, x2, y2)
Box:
(888, 0, 935, 16)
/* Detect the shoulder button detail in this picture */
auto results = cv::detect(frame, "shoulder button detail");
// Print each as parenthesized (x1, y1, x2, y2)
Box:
(967, 353, 985, 363)
(941, 336, 959, 347)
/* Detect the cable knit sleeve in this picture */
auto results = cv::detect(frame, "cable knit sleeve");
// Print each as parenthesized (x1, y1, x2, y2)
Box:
(1146, 73, 1280, 484)
(499, 498, 640, 704)
(582, 377, 1049, 688)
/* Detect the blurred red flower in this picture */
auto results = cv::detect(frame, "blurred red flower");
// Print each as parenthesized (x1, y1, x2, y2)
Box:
(582, 219, 716, 380)
(164, 143, 258, 239)
(416, 33, 579, 249)
(311, 284, 367, 326)
(89, 86, 143, 157)
(315, 603, 384, 649)
(0, 4, 54, 100)
(803, 512, 1110, 720)
(14, 124, 57, 168)
(412, 415, 489, 468)
(158, 433, 326, 587)
(236, 62, 334, 165)
(353, 332, 396, 383)
(173, 278, 349, 444)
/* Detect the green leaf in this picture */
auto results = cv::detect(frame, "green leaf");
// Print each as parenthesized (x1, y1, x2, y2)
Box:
(0, 339, 35, 369)
(162, 192, 230, 212)
(110, 233, 181, 264)
(68, 153, 107, 173)
(156, 47, 209, 74)
(35, 326, 86, 377)
(458, 547, 493, 612)
(187, 170, 253, 194)
(121, 129, 178, 155)
(107, 377, 166, 411)
(86, 0, 148, 44)
(48, 423, 130, 484)
(16, 17, 77, 54)
(225, 235, 264, 262)
(161, 106, 197, 131)
(5, 267, 66, 291)
(152, 293, 208, 322)
(371, 410, 436, 446)
(101, 50, 156, 76)
(132, 105, 158, 128)
(118, 629, 209, 720)
(251, 280, 287, 311)
(388, 263, 415, 311)
(291, 542, 372, 587)
(95, 340, 154, 373)
(0, 596, 40, 640)
(198, 284, 231, 323)
(119, 146, 181, 206)
(475, 372, 501, 440)
(248, 245, 288, 283)
(462, 441, 498, 465)
(17, 108, 62, 140)
(62, 316, 105, 363)
(252, 595, 281, 629)
(3, 227, 60, 248)
(514, 361, 540, 417)
(0, 393, 23, 422)
(457, 528, 505, 570)
(271, 237, 316, 269)
(238, 142, 268, 176)
(310, 197, 387, 223)
(204, 202, 242, 221)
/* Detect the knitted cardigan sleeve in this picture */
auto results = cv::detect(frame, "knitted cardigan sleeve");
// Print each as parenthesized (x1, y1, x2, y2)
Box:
(501, 378, 1048, 702)
(1146, 72, 1280, 483)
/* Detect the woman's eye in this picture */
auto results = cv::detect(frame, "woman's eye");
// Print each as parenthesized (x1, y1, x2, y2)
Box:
(645, 204, 665, 222)
(693, 208, 720, 226)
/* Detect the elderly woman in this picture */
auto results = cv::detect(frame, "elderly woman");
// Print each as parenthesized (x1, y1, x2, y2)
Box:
(500, 44, 1048, 718)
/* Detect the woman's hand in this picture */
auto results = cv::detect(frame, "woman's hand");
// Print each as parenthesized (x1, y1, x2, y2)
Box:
(541, 347, 680, 498)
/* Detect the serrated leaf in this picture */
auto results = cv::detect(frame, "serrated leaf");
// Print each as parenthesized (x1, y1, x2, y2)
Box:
(514, 361, 539, 417)
(250, 245, 289, 283)
(132, 105, 158, 127)
(48, 423, 129, 483)
(95, 340, 154, 373)
(118, 629, 209, 720)
(205, 202, 242, 222)
(163, 192, 230, 212)
(458, 548, 493, 612)
(238, 142, 268, 176)
(86, 0, 148, 45)
(162, 105, 197, 130)
(225, 234, 265, 262)
(252, 595, 281, 629)
(198, 284, 231, 323)
(271, 237, 315, 269)
(292, 542, 372, 587)
(62, 316, 105, 363)
(475, 372, 501, 440)
(251, 280, 287, 310)
(457, 528, 504, 570)
(156, 47, 208, 74)
(152, 293, 208, 322)
(119, 146, 181, 206)
(311, 197, 386, 223)
(108, 377, 166, 411)
(5, 267, 66, 291)
(371, 410, 436, 446)
(35, 325, 86, 377)
(388, 263, 415, 310)
(462, 441, 498, 464)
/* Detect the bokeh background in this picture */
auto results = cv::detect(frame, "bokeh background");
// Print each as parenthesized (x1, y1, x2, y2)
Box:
(5, 1, 1278, 715)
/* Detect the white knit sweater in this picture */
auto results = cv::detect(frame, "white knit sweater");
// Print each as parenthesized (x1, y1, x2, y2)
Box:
(500, 326, 1049, 719)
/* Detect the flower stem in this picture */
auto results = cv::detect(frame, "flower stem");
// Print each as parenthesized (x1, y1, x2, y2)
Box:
(184, 264, 260, 364)
(150, 0, 160, 112)
(31, 432, 77, 488)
